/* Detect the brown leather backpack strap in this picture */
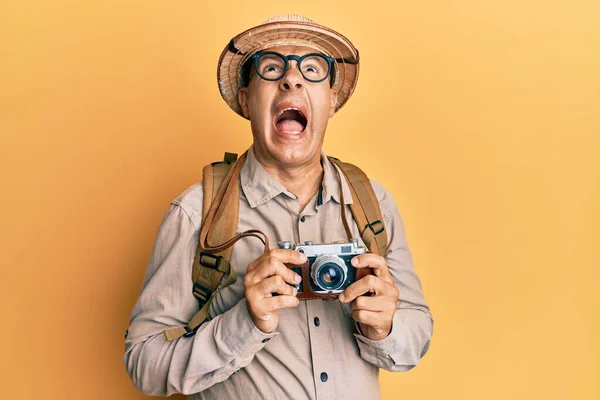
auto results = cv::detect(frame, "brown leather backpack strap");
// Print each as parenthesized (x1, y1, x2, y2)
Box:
(200, 152, 246, 251)
(202, 162, 233, 221)
(195, 155, 239, 298)
(163, 250, 233, 341)
(164, 152, 269, 342)
(329, 157, 388, 257)
(164, 153, 242, 342)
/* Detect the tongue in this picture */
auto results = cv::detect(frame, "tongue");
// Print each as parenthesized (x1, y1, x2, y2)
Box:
(276, 119, 304, 133)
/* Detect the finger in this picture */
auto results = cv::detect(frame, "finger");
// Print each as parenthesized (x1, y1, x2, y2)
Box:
(352, 309, 385, 328)
(268, 249, 308, 265)
(252, 255, 303, 286)
(255, 275, 297, 297)
(350, 254, 393, 282)
(350, 294, 396, 313)
(263, 295, 300, 311)
(339, 275, 386, 303)
(246, 249, 306, 274)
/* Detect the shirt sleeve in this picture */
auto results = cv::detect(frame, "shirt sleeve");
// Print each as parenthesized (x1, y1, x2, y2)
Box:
(123, 203, 277, 396)
(353, 181, 434, 372)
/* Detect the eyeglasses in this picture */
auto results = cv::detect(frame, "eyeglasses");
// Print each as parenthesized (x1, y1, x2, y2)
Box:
(246, 51, 335, 85)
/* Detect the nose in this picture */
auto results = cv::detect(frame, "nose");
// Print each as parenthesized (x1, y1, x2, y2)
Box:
(279, 60, 304, 92)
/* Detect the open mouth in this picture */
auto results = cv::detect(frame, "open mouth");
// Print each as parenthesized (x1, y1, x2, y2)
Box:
(274, 107, 308, 134)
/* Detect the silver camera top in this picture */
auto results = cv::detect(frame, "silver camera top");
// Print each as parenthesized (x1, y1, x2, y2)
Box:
(277, 238, 367, 257)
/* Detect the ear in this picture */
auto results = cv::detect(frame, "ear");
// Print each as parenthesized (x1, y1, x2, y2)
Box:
(237, 87, 250, 119)
(328, 88, 338, 117)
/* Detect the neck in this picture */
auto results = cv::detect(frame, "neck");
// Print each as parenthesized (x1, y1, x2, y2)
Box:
(253, 150, 323, 210)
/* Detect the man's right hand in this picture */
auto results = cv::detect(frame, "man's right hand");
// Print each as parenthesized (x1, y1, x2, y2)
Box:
(244, 249, 305, 334)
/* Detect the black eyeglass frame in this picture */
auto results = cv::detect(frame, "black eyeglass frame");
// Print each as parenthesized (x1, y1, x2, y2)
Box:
(250, 51, 335, 85)
(230, 38, 360, 90)
(239, 51, 343, 88)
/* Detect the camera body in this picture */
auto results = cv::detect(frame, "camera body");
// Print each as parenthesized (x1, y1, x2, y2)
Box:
(278, 239, 369, 300)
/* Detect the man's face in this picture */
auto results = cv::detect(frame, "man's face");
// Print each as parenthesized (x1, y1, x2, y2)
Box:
(237, 45, 338, 168)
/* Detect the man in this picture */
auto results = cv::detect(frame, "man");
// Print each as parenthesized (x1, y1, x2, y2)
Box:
(124, 14, 433, 399)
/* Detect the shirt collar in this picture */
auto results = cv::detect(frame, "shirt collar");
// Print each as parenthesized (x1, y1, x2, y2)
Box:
(320, 150, 353, 206)
(240, 146, 353, 209)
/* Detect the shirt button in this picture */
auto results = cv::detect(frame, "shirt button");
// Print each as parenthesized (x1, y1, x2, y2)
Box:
(232, 369, 239, 375)
(124, 329, 128, 339)
(262, 338, 270, 343)
(320, 372, 328, 382)
(314, 317, 320, 327)
(300, 216, 306, 222)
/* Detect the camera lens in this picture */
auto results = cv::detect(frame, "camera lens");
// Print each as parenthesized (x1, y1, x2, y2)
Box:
(319, 264, 341, 286)
(311, 255, 347, 291)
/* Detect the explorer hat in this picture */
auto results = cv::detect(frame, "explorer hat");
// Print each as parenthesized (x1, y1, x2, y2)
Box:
(217, 14, 360, 119)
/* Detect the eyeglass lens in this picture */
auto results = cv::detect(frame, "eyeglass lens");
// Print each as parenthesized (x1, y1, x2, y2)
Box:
(256, 53, 330, 82)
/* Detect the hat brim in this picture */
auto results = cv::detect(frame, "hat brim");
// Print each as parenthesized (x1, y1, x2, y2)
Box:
(217, 21, 360, 119)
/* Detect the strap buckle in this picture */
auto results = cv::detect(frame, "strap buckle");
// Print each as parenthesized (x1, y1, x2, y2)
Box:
(192, 282, 212, 303)
(195, 252, 231, 304)
(199, 252, 228, 273)
(183, 325, 198, 338)
(366, 220, 385, 236)
(211, 152, 238, 166)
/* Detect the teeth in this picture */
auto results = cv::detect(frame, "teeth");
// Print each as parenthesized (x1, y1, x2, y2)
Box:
(277, 107, 305, 118)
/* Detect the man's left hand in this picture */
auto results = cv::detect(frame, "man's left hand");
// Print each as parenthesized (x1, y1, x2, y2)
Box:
(339, 253, 399, 341)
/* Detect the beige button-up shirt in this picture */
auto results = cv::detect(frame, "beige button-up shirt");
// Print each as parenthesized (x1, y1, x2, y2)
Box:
(124, 146, 433, 399)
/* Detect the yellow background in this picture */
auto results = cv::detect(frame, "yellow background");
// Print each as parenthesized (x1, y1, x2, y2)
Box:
(1, 1, 598, 399)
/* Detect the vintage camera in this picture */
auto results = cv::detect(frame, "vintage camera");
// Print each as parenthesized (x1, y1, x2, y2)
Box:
(278, 239, 369, 300)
